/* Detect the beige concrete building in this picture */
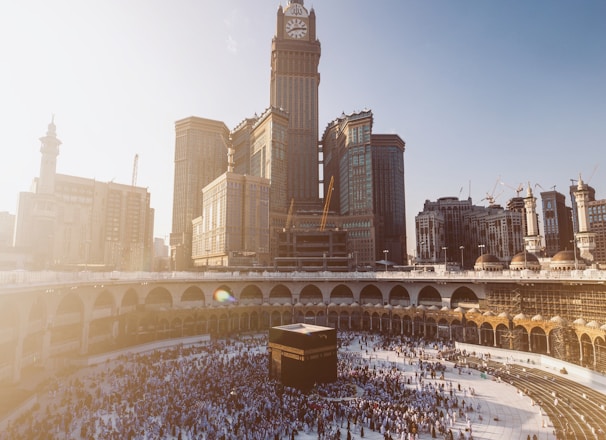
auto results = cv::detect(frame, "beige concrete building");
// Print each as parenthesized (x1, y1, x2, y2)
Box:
(192, 172, 270, 267)
(13, 119, 154, 270)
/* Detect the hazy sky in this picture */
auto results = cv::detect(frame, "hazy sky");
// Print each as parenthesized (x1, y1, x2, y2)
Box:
(1, 0, 605, 250)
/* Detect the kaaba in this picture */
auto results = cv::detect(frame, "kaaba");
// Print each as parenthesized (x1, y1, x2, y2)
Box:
(268, 324, 337, 390)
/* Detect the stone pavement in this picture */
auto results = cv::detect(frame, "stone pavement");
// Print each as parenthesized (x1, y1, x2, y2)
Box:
(338, 346, 557, 440)
(0, 337, 588, 440)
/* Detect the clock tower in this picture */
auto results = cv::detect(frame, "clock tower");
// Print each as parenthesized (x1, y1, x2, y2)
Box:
(271, 0, 321, 206)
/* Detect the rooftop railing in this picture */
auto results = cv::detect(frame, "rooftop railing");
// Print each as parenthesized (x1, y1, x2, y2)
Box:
(1, 267, 605, 290)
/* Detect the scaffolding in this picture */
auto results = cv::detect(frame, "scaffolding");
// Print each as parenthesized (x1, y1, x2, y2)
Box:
(550, 325, 578, 363)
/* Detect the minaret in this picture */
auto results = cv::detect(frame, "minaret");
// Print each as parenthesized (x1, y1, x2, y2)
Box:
(523, 183, 543, 255)
(38, 116, 61, 195)
(574, 174, 596, 262)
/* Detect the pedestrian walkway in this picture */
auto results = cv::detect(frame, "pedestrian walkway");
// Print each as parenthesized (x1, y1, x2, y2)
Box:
(335, 346, 555, 440)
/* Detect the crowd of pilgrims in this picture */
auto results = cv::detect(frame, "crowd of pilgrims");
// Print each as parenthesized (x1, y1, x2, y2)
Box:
(2, 332, 483, 440)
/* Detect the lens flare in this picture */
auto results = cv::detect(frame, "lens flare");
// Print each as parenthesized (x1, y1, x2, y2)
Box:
(214, 288, 235, 303)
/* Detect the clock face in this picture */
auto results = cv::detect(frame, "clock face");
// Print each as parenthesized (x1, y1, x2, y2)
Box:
(286, 18, 307, 39)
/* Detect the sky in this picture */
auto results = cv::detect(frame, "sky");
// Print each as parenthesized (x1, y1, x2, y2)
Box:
(1, 0, 605, 252)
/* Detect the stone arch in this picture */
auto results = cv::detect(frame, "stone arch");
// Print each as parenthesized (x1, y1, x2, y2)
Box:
(316, 310, 327, 327)
(495, 323, 510, 349)
(389, 285, 410, 306)
(548, 326, 577, 362)
(437, 318, 450, 339)
(530, 326, 548, 354)
(270, 310, 282, 327)
(51, 293, 84, 350)
(56, 292, 84, 317)
(93, 290, 116, 315)
(145, 287, 173, 310)
(401, 315, 412, 335)
(304, 310, 317, 325)
(339, 311, 351, 330)
(425, 317, 437, 338)
(479, 322, 494, 346)
(418, 286, 442, 307)
(360, 285, 383, 305)
(513, 325, 529, 352)
(282, 310, 293, 325)
(413, 315, 424, 336)
(300, 285, 323, 304)
(465, 320, 479, 343)
(451, 319, 464, 340)
(350, 310, 362, 330)
(181, 286, 205, 306)
(450, 287, 479, 308)
(361, 311, 371, 330)
(293, 308, 305, 324)
(121, 288, 139, 313)
(391, 314, 402, 334)
(269, 284, 292, 304)
(330, 284, 354, 304)
(327, 310, 338, 328)
(212, 285, 235, 304)
(580, 333, 594, 368)
(240, 285, 263, 305)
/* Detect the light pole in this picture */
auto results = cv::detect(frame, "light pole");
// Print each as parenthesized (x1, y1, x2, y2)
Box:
(442, 247, 448, 271)
(478, 244, 485, 256)
(383, 249, 389, 272)
(459, 245, 464, 270)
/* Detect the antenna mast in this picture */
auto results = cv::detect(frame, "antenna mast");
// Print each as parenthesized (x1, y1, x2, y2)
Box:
(132, 154, 139, 186)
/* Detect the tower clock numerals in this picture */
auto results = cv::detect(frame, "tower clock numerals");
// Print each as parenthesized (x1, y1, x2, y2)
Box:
(286, 18, 307, 39)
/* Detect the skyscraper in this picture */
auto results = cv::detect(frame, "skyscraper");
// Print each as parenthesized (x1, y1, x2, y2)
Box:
(172, 2, 407, 270)
(540, 190, 573, 257)
(371, 134, 406, 263)
(270, 0, 321, 206)
(321, 110, 407, 265)
(170, 117, 229, 270)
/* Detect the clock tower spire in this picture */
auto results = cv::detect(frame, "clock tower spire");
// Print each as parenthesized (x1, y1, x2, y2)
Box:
(271, 0, 321, 207)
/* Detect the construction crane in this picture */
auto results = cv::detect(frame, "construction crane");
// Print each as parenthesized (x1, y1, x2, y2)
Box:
(500, 179, 524, 197)
(131, 154, 139, 187)
(481, 176, 503, 206)
(320, 176, 334, 231)
(284, 198, 295, 231)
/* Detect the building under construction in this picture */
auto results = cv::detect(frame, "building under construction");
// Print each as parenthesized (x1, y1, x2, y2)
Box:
(483, 282, 603, 366)
(275, 229, 349, 271)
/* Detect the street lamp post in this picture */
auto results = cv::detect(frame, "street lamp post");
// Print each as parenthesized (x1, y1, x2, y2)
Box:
(478, 244, 485, 256)
(459, 245, 464, 270)
(383, 249, 389, 272)
(442, 247, 448, 271)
